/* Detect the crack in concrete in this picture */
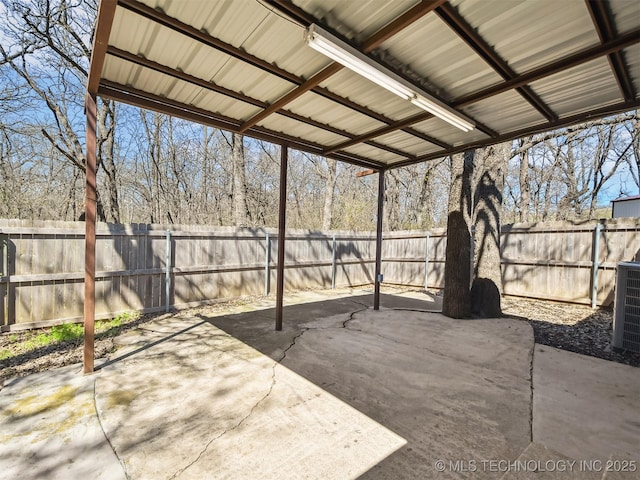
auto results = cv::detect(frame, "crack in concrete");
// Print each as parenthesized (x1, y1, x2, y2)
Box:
(392, 307, 442, 314)
(169, 305, 439, 478)
(528, 342, 535, 444)
(279, 307, 370, 363)
(340, 307, 450, 359)
(93, 378, 130, 480)
(170, 365, 278, 480)
(171, 307, 370, 478)
(278, 328, 310, 363)
(346, 298, 371, 309)
(342, 307, 368, 329)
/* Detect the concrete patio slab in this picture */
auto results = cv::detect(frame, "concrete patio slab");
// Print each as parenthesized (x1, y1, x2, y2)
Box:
(205, 293, 534, 479)
(533, 344, 640, 462)
(0, 364, 126, 480)
(96, 316, 406, 479)
(1, 289, 638, 480)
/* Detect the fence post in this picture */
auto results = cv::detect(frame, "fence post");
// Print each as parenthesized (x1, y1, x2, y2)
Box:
(265, 233, 270, 296)
(591, 223, 601, 309)
(165, 230, 172, 312)
(331, 234, 337, 289)
(424, 232, 430, 291)
(0, 234, 6, 328)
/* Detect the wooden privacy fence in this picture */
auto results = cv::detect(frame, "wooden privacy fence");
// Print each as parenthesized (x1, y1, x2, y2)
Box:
(0, 221, 437, 330)
(2, 218, 640, 330)
(501, 219, 640, 306)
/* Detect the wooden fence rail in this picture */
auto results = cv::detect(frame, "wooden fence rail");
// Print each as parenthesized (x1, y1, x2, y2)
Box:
(2, 218, 640, 330)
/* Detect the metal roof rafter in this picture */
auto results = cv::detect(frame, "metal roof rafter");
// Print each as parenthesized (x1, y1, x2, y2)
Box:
(117, 0, 445, 153)
(323, 28, 640, 156)
(107, 47, 416, 161)
(238, 0, 452, 133)
(585, 0, 636, 102)
(98, 81, 386, 170)
(435, 2, 558, 122)
(390, 99, 640, 169)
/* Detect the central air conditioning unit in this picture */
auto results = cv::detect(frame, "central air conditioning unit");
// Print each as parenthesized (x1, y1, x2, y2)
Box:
(612, 262, 640, 353)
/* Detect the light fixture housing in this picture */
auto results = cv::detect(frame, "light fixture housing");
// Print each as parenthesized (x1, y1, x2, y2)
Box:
(305, 24, 474, 132)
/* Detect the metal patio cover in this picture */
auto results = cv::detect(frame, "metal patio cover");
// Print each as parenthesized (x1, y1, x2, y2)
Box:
(87, 0, 640, 171)
(81, 0, 640, 374)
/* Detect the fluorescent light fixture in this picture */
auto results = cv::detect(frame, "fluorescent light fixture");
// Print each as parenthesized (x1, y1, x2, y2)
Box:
(305, 24, 474, 132)
(411, 95, 474, 132)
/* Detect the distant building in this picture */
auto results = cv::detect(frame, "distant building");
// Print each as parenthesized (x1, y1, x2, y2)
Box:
(611, 195, 640, 218)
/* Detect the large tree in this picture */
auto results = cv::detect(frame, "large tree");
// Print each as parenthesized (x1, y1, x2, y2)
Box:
(443, 143, 509, 319)
(470, 143, 509, 317)
(442, 151, 473, 318)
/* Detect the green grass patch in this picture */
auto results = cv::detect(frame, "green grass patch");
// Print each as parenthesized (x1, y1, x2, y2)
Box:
(0, 311, 141, 361)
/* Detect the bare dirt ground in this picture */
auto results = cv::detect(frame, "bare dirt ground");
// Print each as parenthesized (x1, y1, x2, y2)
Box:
(1, 291, 638, 388)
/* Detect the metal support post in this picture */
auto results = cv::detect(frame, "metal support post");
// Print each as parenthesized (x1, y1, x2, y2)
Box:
(165, 230, 172, 312)
(374, 170, 385, 310)
(591, 223, 601, 309)
(331, 234, 336, 289)
(275, 146, 288, 330)
(424, 232, 430, 291)
(83, 93, 98, 374)
(265, 233, 271, 296)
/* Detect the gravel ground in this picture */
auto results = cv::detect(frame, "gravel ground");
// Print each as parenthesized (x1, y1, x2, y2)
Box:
(502, 296, 640, 367)
(1, 293, 638, 388)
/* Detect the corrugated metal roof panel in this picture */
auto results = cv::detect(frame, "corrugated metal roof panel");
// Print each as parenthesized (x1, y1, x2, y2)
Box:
(194, 90, 262, 122)
(341, 143, 405, 164)
(320, 68, 423, 121)
(110, 8, 297, 106)
(206, 58, 293, 105)
(286, 92, 385, 137)
(412, 117, 490, 148)
(374, 130, 442, 156)
(609, 0, 640, 34)
(531, 58, 622, 117)
(450, 0, 599, 74)
(142, 0, 264, 48)
(293, 0, 420, 41)
(109, 7, 153, 57)
(102, 56, 261, 121)
(141, 0, 324, 80)
(258, 114, 348, 147)
(382, 13, 503, 99)
(462, 90, 546, 134)
(626, 44, 640, 97)
(230, 9, 324, 79)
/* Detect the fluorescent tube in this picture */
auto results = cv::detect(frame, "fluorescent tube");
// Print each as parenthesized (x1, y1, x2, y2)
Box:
(305, 24, 474, 132)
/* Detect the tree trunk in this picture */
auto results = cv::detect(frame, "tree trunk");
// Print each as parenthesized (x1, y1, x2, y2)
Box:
(97, 100, 120, 223)
(384, 170, 400, 231)
(470, 143, 507, 318)
(417, 166, 433, 229)
(322, 158, 337, 230)
(442, 151, 473, 318)
(519, 139, 530, 223)
(231, 133, 249, 227)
